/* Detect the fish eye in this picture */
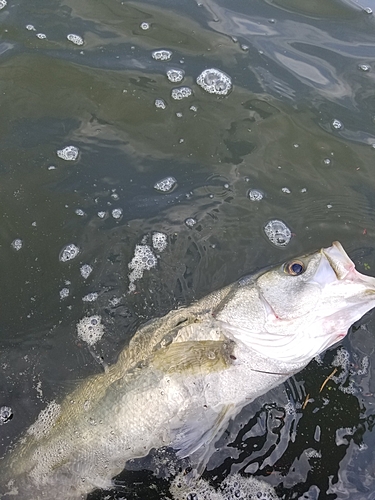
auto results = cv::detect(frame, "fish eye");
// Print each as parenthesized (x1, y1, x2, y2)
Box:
(284, 260, 305, 276)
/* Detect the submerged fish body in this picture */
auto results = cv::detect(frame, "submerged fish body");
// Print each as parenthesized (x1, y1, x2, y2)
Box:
(2, 241, 375, 499)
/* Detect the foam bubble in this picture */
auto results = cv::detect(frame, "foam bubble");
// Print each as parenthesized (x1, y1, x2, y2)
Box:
(152, 232, 167, 252)
(171, 86, 192, 100)
(196, 68, 232, 95)
(0, 406, 13, 425)
(11, 238, 23, 251)
(264, 219, 292, 246)
(155, 98, 167, 109)
(167, 69, 185, 83)
(248, 189, 264, 201)
(152, 49, 172, 61)
(281, 187, 291, 194)
(140, 22, 150, 30)
(111, 208, 123, 219)
(26, 24, 36, 31)
(57, 145, 79, 161)
(59, 243, 80, 262)
(67, 34, 84, 46)
(77, 315, 104, 346)
(27, 401, 61, 440)
(82, 292, 98, 302)
(154, 176, 177, 192)
(128, 244, 157, 292)
(36, 33, 47, 39)
(185, 217, 197, 227)
(80, 264, 93, 279)
(170, 472, 278, 500)
(59, 288, 69, 299)
(358, 63, 370, 72)
(0, 0, 6, 9)
(331, 119, 343, 130)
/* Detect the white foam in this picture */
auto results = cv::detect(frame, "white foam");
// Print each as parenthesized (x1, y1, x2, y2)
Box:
(67, 34, 84, 45)
(196, 68, 232, 95)
(128, 244, 157, 292)
(77, 315, 104, 346)
(154, 176, 177, 192)
(59, 243, 80, 262)
(152, 49, 172, 61)
(152, 232, 167, 252)
(171, 86, 192, 100)
(57, 145, 79, 161)
(11, 238, 23, 251)
(80, 264, 93, 279)
(27, 401, 61, 440)
(170, 472, 278, 500)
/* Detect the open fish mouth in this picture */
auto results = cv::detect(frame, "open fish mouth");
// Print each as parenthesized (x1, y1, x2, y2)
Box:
(323, 241, 375, 291)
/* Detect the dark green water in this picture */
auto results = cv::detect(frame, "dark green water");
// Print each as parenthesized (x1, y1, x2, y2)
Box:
(1, 0, 375, 498)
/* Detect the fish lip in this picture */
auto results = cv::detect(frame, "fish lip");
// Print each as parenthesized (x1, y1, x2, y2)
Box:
(323, 241, 375, 291)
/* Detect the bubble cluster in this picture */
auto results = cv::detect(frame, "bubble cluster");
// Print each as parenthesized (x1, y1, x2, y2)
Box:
(264, 219, 292, 246)
(57, 145, 79, 161)
(128, 244, 157, 292)
(152, 49, 172, 61)
(281, 187, 291, 194)
(331, 119, 343, 130)
(248, 189, 264, 201)
(77, 315, 104, 346)
(111, 208, 123, 219)
(75, 208, 86, 216)
(167, 69, 185, 83)
(155, 98, 166, 109)
(27, 401, 61, 440)
(36, 33, 47, 39)
(97, 211, 106, 219)
(82, 292, 98, 302)
(154, 176, 177, 192)
(0, 0, 7, 9)
(67, 34, 84, 46)
(0, 406, 13, 425)
(11, 238, 23, 251)
(59, 243, 80, 262)
(26, 24, 36, 31)
(323, 158, 331, 166)
(196, 68, 232, 95)
(59, 287, 69, 299)
(358, 63, 370, 72)
(185, 217, 197, 227)
(80, 264, 93, 279)
(152, 232, 167, 252)
(170, 472, 278, 500)
(171, 86, 192, 100)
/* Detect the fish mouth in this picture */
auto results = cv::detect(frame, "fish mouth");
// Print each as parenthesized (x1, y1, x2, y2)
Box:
(323, 241, 375, 291)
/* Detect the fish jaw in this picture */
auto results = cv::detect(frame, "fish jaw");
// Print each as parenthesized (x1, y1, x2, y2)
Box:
(313, 241, 375, 340)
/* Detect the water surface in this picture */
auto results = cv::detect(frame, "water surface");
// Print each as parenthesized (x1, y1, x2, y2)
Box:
(1, 0, 375, 498)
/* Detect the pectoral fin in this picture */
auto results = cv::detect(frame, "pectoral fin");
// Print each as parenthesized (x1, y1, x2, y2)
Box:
(151, 339, 235, 375)
(172, 405, 235, 474)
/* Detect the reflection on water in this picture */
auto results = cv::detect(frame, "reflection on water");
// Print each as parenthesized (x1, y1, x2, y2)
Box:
(1, 0, 375, 498)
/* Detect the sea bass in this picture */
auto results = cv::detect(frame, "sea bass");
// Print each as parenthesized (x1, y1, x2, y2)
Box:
(2, 241, 375, 499)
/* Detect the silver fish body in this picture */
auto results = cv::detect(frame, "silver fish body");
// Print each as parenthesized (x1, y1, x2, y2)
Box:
(1, 241, 375, 499)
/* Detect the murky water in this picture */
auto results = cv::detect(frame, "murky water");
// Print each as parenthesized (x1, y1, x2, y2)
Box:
(1, 0, 375, 498)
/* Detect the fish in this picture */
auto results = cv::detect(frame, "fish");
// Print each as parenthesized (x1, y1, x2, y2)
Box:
(1, 241, 375, 499)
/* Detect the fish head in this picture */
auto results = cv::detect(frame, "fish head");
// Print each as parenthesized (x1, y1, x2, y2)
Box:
(253, 241, 375, 363)
(219, 242, 375, 366)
